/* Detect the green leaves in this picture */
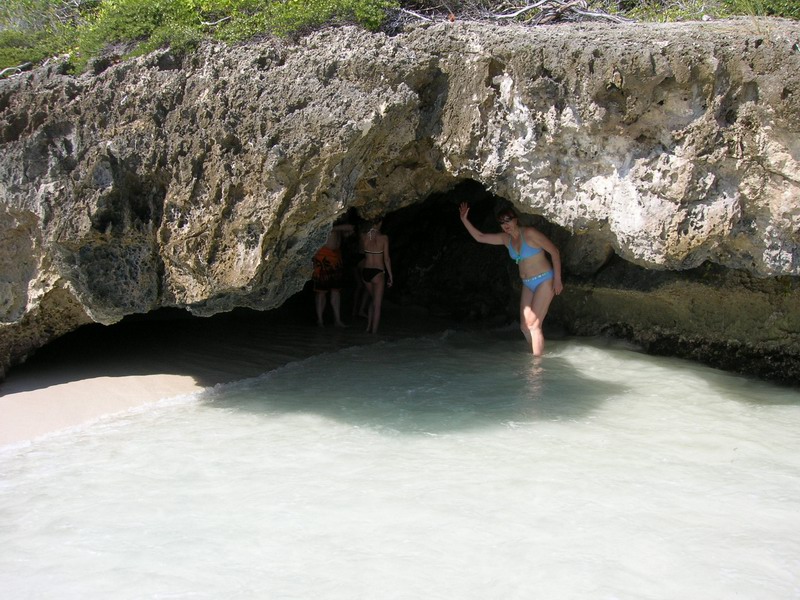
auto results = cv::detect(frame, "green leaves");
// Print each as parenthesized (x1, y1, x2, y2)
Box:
(78, 0, 202, 58)
(260, 0, 396, 35)
(75, 0, 396, 66)
(0, 0, 88, 70)
(1, 0, 798, 74)
(722, 0, 800, 19)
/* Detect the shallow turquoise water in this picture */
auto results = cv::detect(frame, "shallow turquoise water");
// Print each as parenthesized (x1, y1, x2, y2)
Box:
(1, 330, 799, 599)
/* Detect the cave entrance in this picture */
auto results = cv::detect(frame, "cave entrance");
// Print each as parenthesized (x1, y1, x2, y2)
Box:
(358, 179, 516, 323)
(5, 180, 572, 389)
(290, 179, 519, 326)
(295, 178, 570, 327)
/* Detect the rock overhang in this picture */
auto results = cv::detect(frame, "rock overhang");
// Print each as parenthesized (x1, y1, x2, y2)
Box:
(0, 18, 799, 380)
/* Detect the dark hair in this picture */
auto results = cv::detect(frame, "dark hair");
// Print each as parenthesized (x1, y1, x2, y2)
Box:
(496, 207, 517, 222)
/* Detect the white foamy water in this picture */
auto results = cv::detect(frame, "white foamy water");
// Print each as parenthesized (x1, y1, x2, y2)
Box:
(1, 330, 799, 599)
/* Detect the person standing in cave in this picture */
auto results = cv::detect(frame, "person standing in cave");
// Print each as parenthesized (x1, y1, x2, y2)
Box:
(360, 218, 393, 334)
(312, 221, 355, 327)
(458, 202, 563, 356)
(345, 216, 369, 319)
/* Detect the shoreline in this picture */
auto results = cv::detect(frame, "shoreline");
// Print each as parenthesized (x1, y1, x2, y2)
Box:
(0, 374, 205, 448)
(0, 303, 460, 448)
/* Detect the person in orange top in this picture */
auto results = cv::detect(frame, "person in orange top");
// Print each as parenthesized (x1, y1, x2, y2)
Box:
(312, 222, 354, 327)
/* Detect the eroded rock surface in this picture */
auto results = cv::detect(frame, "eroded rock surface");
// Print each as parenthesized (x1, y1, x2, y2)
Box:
(1, 19, 799, 380)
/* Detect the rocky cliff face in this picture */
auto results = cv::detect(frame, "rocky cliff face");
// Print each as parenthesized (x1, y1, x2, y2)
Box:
(1, 19, 799, 381)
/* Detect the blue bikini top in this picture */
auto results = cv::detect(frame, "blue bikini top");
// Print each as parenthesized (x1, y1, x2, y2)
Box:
(507, 236, 542, 264)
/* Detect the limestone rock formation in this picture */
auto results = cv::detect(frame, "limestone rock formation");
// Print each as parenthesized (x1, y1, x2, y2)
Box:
(1, 19, 799, 381)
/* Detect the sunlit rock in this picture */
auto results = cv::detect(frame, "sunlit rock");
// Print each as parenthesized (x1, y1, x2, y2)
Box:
(1, 19, 798, 380)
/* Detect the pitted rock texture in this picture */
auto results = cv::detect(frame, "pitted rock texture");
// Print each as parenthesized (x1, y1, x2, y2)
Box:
(1, 19, 799, 379)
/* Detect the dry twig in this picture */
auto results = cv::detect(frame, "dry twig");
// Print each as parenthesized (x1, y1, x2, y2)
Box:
(384, 0, 631, 30)
(493, 0, 551, 19)
(400, 7, 436, 21)
(201, 16, 232, 27)
(0, 63, 33, 79)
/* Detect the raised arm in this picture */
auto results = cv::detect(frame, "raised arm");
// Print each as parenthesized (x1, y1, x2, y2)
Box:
(459, 203, 506, 246)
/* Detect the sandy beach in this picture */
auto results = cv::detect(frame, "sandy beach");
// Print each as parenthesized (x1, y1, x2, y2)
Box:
(0, 301, 458, 448)
(0, 373, 205, 447)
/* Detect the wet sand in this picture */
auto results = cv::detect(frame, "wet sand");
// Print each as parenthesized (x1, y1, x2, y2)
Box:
(0, 302, 461, 448)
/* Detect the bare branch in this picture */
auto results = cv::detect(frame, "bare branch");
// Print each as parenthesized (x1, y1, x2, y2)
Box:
(399, 8, 435, 21)
(201, 16, 232, 27)
(0, 63, 33, 79)
(492, 0, 551, 19)
(570, 7, 632, 23)
(488, 0, 628, 25)
(384, 0, 631, 34)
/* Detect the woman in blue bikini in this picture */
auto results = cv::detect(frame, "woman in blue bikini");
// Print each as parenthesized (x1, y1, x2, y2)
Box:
(459, 202, 563, 356)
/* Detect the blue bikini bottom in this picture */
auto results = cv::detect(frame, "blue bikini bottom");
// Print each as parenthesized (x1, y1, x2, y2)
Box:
(522, 270, 553, 293)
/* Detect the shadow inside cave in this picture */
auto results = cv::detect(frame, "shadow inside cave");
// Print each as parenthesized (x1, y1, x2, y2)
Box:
(1, 179, 528, 395)
(0, 300, 453, 395)
(198, 331, 629, 434)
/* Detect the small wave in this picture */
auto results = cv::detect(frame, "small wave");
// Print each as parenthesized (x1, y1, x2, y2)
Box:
(0, 391, 204, 457)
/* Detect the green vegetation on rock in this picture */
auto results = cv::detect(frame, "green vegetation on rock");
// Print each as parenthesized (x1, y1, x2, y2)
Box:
(0, 0, 797, 74)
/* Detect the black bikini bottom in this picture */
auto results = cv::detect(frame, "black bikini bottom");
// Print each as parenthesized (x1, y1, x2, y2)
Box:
(362, 268, 384, 283)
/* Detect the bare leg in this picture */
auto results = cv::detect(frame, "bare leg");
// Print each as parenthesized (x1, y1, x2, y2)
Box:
(366, 304, 374, 332)
(351, 266, 364, 317)
(359, 285, 370, 317)
(519, 282, 555, 356)
(315, 291, 327, 326)
(369, 274, 386, 334)
(364, 275, 385, 334)
(331, 290, 345, 327)
(364, 283, 375, 332)
(351, 284, 362, 317)
(519, 287, 534, 349)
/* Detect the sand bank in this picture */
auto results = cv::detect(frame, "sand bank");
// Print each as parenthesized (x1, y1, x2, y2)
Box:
(0, 374, 204, 447)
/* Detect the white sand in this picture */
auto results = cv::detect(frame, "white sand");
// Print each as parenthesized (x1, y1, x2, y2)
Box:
(0, 373, 204, 447)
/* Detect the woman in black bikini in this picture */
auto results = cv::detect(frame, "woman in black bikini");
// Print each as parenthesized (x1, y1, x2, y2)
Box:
(360, 219, 393, 334)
